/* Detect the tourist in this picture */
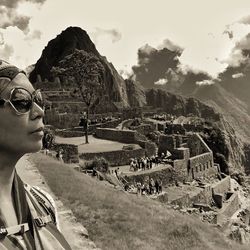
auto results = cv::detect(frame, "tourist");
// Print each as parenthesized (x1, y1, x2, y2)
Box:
(155, 179, 159, 194)
(136, 182, 142, 195)
(149, 157, 153, 169)
(129, 158, 134, 171)
(142, 158, 147, 171)
(151, 155, 155, 167)
(158, 180, 163, 193)
(155, 154, 159, 167)
(149, 178, 155, 194)
(0, 60, 72, 249)
(138, 158, 142, 169)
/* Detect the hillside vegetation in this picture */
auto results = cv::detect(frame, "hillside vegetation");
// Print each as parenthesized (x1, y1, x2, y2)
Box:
(30, 153, 248, 250)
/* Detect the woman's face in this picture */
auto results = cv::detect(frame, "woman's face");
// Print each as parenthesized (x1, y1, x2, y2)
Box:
(0, 73, 44, 155)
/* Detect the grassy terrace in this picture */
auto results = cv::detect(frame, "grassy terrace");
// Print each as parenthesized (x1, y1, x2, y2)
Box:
(30, 153, 248, 250)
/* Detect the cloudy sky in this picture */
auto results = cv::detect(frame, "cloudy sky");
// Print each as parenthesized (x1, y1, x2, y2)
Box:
(1, 0, 250, 79)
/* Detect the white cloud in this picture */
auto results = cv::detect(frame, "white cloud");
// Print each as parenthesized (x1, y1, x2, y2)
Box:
(232, 72, 244, 78)
(157, 39, 183, 52)
(2, 0, 250, 78)
(154, 78, 168, 85)
(91, 28, 122, 44)
(196, 79, 214, 86)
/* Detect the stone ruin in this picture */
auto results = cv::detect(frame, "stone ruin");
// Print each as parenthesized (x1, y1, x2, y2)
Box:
(158, 133, 216, 182)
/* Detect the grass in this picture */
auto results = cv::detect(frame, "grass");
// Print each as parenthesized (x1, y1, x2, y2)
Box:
(30, 153, 248, 250)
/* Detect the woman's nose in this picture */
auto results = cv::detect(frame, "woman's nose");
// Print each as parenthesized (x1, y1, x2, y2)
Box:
(30, 102, 45, 120)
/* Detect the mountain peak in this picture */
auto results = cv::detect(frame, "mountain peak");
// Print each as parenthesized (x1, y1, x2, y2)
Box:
(29, 26, 99, 82)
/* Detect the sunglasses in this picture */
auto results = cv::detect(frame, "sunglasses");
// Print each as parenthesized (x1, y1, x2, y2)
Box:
(0, 87, 45, 115)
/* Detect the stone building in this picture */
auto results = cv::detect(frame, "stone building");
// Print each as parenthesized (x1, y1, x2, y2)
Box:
(158, 133, 217, 182)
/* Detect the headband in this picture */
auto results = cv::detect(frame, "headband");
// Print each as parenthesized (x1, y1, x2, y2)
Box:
(0, 60, 26, 95)
(0, 60, 26, 80)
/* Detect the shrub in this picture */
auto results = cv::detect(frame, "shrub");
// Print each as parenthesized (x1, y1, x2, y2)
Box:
(215, 153, 230, 175)
(122, 145, 136, 150)
(231, 171, 245, 186)
(84, 157, 110, 173)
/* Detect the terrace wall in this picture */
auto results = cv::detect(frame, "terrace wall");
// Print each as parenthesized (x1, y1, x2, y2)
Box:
(216, 192, 240, 225)
(124, 167, 176, 186)
(79, 148, 145, 166)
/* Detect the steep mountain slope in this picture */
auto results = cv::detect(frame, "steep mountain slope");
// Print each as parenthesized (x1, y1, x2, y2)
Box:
(29, 27, 99, 82)
(146, 88, 220, 121)
(29, 26, 141, 109)
(193, 84, 250, 141)
(125, 79, 147, 107)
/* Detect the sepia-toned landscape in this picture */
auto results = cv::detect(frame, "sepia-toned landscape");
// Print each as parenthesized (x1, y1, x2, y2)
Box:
(2, 1, 250, 249)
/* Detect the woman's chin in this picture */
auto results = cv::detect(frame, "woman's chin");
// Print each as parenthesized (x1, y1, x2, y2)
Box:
(27, 141, 43, 153)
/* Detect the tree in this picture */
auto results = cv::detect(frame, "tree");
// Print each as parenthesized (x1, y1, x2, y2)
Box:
(52, 49, 105, 143)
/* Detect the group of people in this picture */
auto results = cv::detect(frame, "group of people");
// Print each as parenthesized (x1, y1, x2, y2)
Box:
(89, 116, 114, 125)
(136, 178, 163, 195)
(129, 153, 169, 172)
(129, 156, 160, 171)
(152, 113, 176, 122)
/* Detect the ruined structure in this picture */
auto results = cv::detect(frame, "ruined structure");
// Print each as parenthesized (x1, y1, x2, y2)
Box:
(158, 131, 216, 182)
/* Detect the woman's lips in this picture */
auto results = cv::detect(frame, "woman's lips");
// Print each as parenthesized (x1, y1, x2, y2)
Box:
(31, 127, 44, 133)
(30, 127, 44, 138)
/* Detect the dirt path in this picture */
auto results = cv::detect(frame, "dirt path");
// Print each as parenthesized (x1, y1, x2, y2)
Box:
(16, 154, 100, 250)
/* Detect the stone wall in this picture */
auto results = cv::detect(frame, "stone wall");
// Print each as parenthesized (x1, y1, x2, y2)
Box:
(165, 124, 186, 135)
(137, 140, 157, 157)
(211, 176, 231, 194)
(95, 128, 137, 143)
(130, 124, 154, 136)
(169, 185, 213, 208)
(173, 147, 190, 160)
(183, 124, 203, 133)
(52, 143, 79, 163)
(170, 194, 191, 207)
(190, 185, 213, 205)
(158, 135, 176, 154)
(54, 119, 121, 137)
(95, 128, 157, 157)
(45, 110, 80, 129)
(188, 152, 215, 180)
(124, 167, 176, 186)
(187, 134, 211, 157)
(55, 130, 85, 138)
(79, 148, 145, 166)
(173, 159, 188, 182)
(216, 192, 240, 225)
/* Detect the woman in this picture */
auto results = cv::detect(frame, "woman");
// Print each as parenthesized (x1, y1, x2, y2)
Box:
(0, 60, 72, 249)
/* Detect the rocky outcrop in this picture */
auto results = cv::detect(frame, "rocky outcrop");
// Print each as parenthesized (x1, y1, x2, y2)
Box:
(125, 79, 146, 107)
(29, 27, 99, 82)
(29, 26, 130, 108)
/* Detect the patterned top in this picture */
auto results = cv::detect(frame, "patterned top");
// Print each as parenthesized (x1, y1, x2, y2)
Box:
(0, 173, 72, 250)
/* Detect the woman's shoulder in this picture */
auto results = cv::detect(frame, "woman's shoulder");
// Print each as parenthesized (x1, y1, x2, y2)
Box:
(24, 184, 60, 230)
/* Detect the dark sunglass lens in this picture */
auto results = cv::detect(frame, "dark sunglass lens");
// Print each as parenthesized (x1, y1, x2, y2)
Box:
(11, 88, 32, 113)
